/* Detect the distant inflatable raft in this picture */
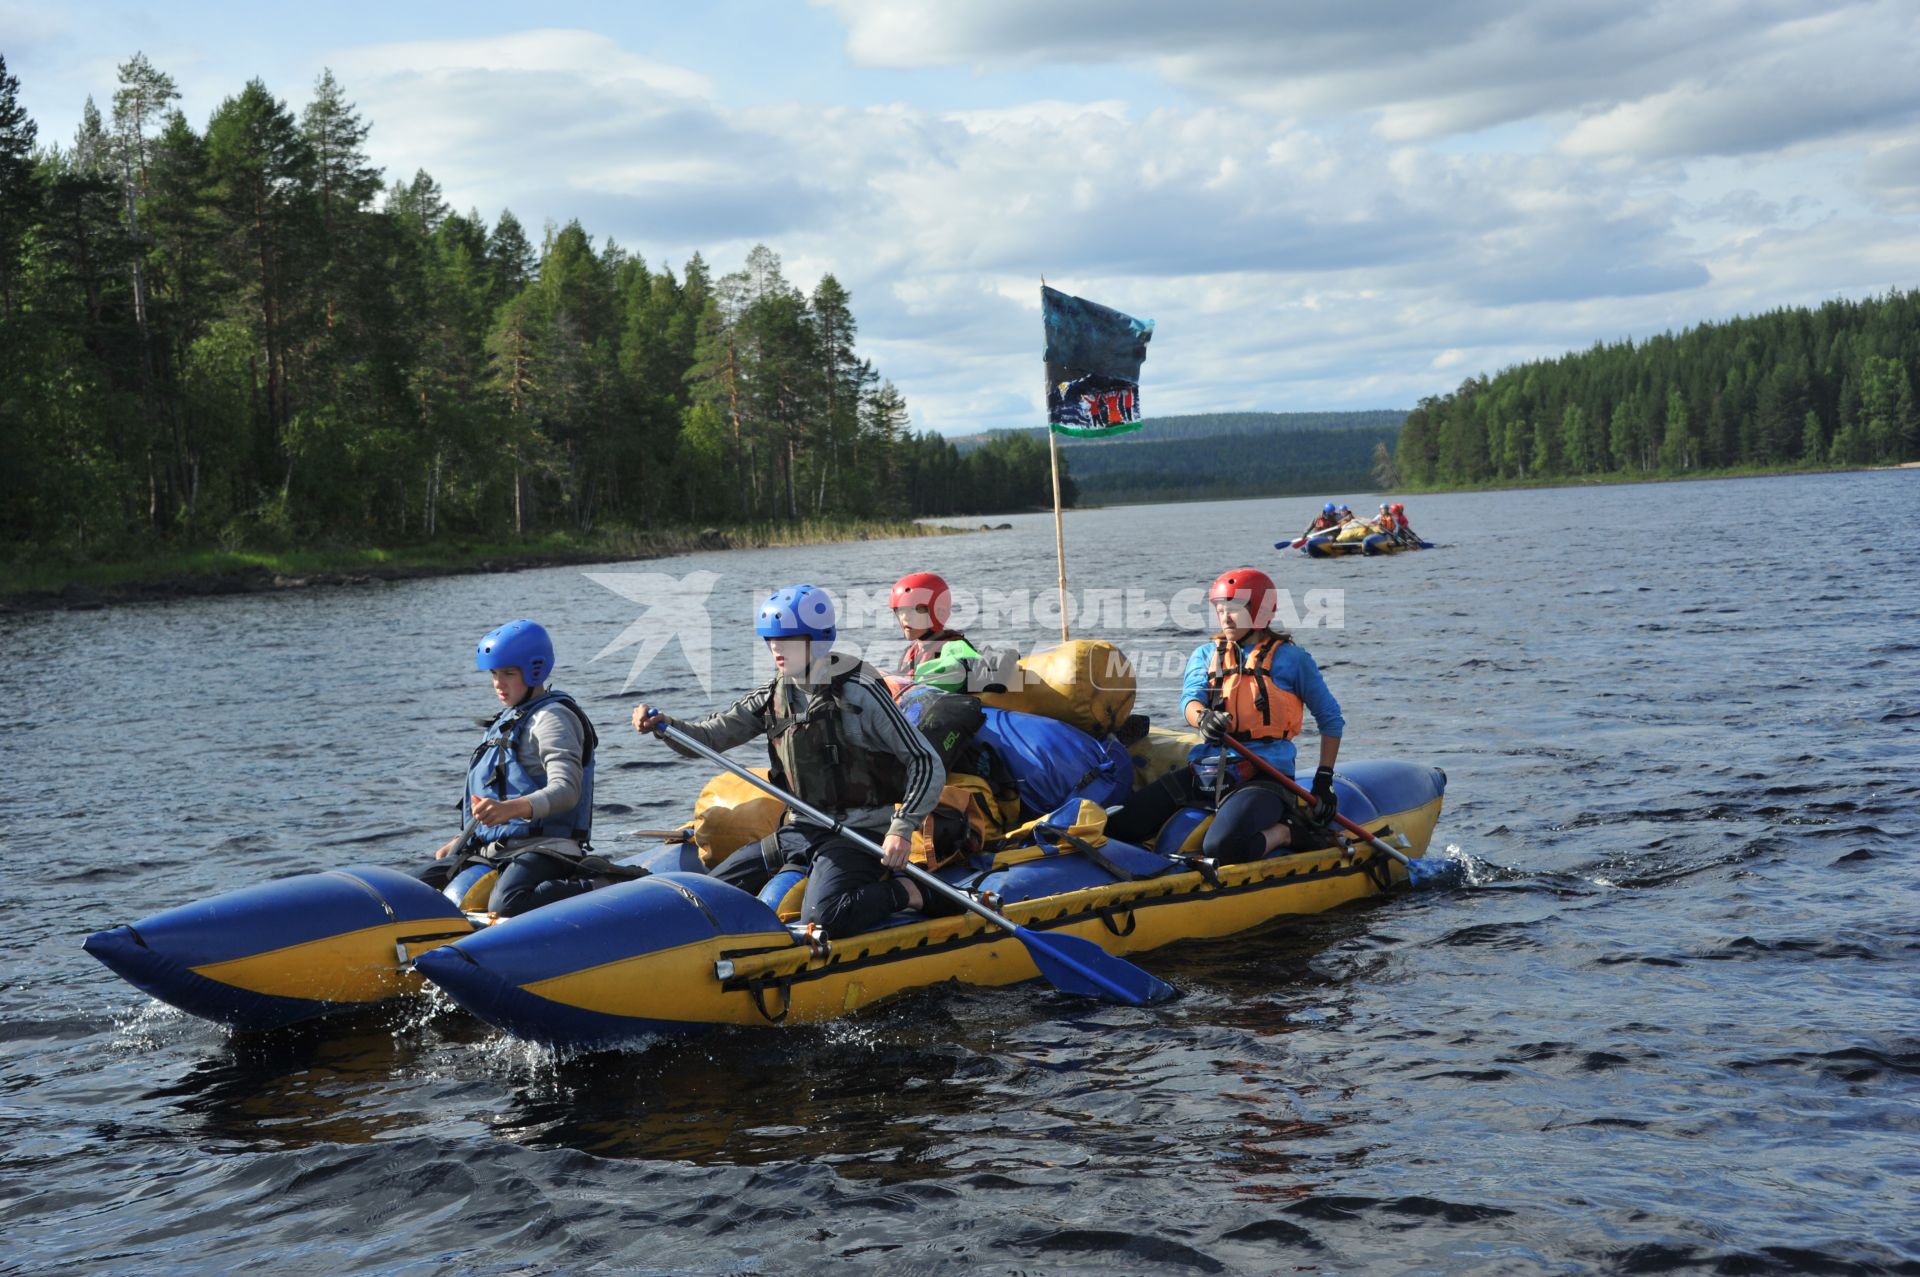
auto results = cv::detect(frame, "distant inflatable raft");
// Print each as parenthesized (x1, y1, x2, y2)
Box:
(1301, 530, 1432, 557)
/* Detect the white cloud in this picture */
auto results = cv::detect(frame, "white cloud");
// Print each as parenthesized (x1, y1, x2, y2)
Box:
(0, 8, 1865, 441)
(0, 2, 71, 52)
(821, 0, 1920, 160)
(1857, 137, 1920, 214)
(1559, 13, 1920, 159)
(335, 31, 816, 246)
(344, 29, 711, 98)
(310, 18, 1920, 434)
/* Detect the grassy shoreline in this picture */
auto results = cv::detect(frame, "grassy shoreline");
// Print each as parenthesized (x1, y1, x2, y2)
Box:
(1, 517, 978, 612)
(1028, 460, 1912, 510)
(1390, 459, 1912, 497)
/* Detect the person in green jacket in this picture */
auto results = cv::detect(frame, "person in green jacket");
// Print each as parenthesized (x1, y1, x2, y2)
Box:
(890, 571, 984, 692)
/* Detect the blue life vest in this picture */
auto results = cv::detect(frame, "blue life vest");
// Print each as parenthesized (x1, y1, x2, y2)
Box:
(464, 689, 597, 845)
(972, 706, 1132, 815)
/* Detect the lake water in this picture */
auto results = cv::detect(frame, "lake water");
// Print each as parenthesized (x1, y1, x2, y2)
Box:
(5, 470, 1917, 1275)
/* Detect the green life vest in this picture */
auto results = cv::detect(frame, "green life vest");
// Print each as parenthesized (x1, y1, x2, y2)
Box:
(901, 630, 983, 692)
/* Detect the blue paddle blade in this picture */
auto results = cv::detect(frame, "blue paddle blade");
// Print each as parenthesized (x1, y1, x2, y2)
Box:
(1017, 926, 1176, 1005)
(1403, 854, 1466, 889)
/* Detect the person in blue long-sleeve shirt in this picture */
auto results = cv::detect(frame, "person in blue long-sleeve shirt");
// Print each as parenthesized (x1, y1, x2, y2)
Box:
(1109, 567, 1344, 861)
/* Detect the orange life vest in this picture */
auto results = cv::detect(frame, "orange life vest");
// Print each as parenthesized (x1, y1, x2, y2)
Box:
(1204, 631, 1302, 741)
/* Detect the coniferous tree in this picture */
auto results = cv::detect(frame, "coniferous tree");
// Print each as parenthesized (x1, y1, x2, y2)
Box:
(204, 79, 315, 492)
(1370, 440, 1398, 489)
(487, 210, 535, 298)
(385, 169, 448, 237)
(1659, 389, 1692, 471)
(1895, 373, 1919, 460)
(301, 70, 381, 290)
(110, 53, 178, 195)
(0, 54, 38, 318)
(810, 274, 865, 513)
(1860, 354, 1907, 460)
(109, 54, 181, 519)
(1801, 410, 1825, 465)
(1529, 411, 1555, 476)
(1559, 403, 1588, 474)
(863, 380, 910, 518)
(1398, 294, 1920, 487)
(3, 59, 1069, 563)
(486, 288, 550, 534)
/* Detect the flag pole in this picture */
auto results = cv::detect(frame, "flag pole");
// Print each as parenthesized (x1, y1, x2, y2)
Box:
(1039, 281, 1148, 651)
(1049, 425, 1070, 643)
(1042, 275, 1070, 643)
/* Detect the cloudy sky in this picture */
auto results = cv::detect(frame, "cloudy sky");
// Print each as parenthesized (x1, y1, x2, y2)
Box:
(8, 0, 1920, 434)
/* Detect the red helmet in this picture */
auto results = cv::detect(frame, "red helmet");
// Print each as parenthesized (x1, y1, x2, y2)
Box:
(1208, 568, 1277, 628)
(1390, 502, 1405, 513)
(890, 571, 952, 629)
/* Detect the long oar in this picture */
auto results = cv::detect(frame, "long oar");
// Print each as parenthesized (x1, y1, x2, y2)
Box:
(436, 811, 484, 863)
(1277, 525, 1346, 550)
(1382, 523, 1430, 549)
(1223, 734, 1462, 888)
(1294, 529, 1362, 554)
(659, 722, 1175, 1006)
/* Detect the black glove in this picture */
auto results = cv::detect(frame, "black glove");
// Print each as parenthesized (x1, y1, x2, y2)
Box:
(1196, 707, 1231, 744)
(1309, 766, 1338, 823)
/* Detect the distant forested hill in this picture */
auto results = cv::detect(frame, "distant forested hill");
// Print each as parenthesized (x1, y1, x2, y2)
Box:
(1397, 291, 1920, 487)
(954, 411, 1406, 504)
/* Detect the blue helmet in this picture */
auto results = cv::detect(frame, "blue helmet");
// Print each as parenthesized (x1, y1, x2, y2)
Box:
(756, 584, 836, 642)
(1322, 502, 1337, 514)
(1337, 504, 1352, 513)
(476, 619, 554, 686)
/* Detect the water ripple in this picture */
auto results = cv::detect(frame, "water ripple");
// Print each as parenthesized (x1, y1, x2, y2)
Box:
(7, 472, 1920, 1273)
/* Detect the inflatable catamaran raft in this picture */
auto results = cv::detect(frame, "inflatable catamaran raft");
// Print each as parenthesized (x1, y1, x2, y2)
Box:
(84, 642, 1449, 1049)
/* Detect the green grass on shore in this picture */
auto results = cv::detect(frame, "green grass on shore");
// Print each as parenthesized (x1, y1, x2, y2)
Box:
(1391, 460, 1890, 496)
(2, 517, 964, 599)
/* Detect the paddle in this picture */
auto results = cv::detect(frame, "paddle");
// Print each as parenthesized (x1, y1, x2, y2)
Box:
(1278, 525, 1346, 550)
(622, 827, 696, 842)
(1222, 734, 1462, 888)
(656, 721, 1175, 1006)
(1377, 517, 1430, 549)
(435, 811, 484, 863)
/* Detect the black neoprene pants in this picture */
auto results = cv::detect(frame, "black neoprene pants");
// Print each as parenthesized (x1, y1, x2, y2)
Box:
(1106, 765, 1298, 863)
(712, 824, 911, 937)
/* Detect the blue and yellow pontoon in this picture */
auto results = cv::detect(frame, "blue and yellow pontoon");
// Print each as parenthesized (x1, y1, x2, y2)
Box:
(85, 750, 1445, 1044)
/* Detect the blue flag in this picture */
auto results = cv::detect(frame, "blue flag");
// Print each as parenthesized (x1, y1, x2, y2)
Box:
(1043, 286, 1153, 438)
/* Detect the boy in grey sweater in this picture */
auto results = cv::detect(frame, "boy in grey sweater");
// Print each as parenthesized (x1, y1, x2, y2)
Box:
(633, 584, 944, 937)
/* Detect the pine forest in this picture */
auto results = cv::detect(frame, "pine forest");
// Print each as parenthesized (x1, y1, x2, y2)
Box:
(1395, 292, 1920, 488)
(0, 56, 1063, 566)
